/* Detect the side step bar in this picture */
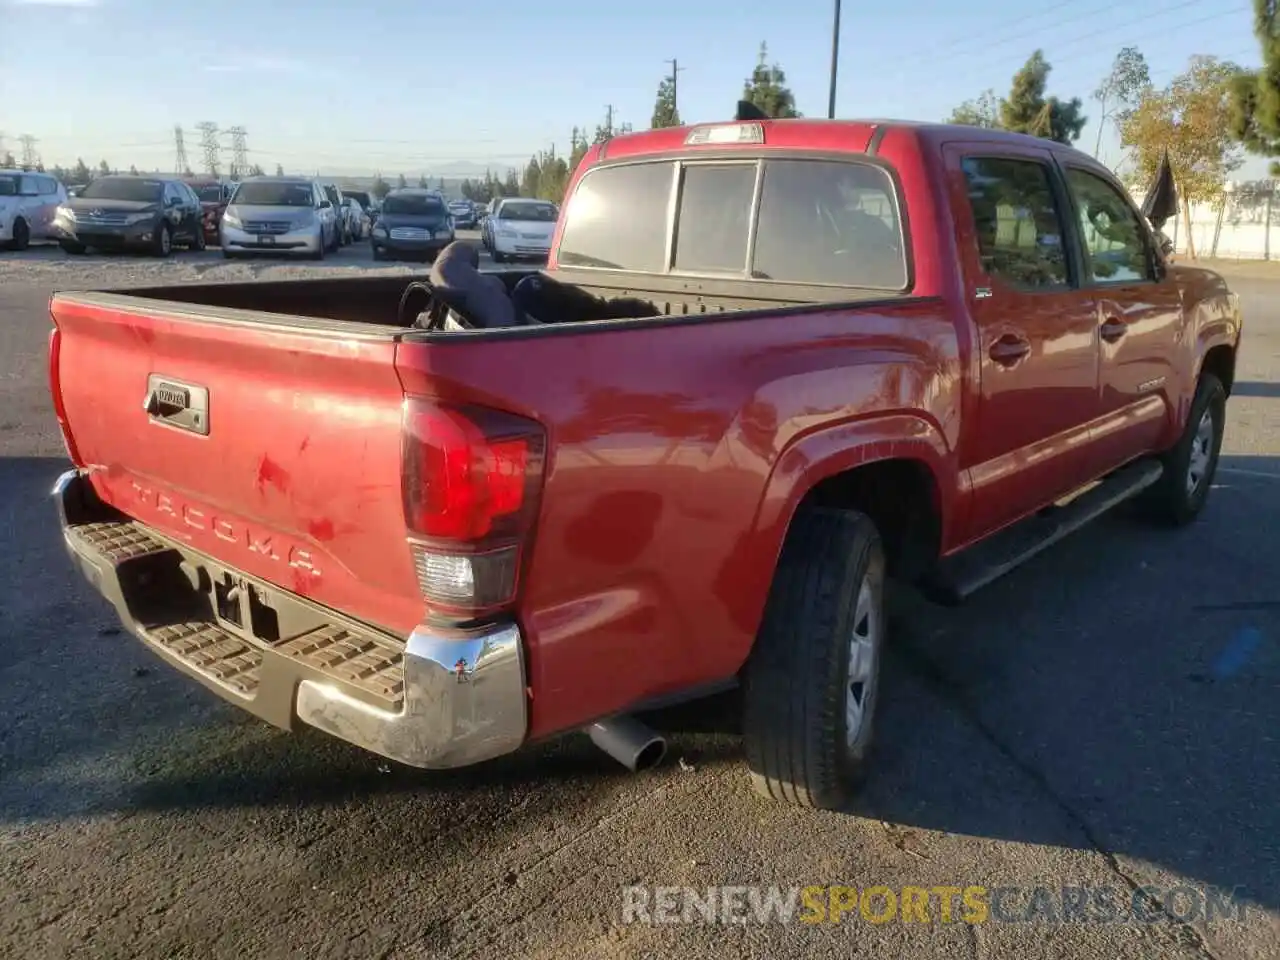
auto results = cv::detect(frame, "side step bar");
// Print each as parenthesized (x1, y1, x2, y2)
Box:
(921, 459, 1163, 606)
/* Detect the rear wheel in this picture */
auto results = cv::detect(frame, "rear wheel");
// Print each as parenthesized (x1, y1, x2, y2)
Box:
(192, 224, 206, 251)
(1140, 372, 1226, 526)
(492, 249, 507, 264)
(742, 507, 886, 809)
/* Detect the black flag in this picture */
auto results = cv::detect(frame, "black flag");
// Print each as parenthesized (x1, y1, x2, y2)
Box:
(1141, 149, 1178, 232)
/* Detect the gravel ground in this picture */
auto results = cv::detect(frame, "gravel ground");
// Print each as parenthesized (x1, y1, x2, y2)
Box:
(0, 250, 1277, 959)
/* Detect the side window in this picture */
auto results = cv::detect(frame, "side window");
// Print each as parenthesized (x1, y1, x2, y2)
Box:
(19, 175, 40, 197)
(753, 159, 907, 289)
(673, 163, 756, 273)
(557, 161, 673, 272)
(960, 156, 1069, 290)
(163, 182, 178, 204)
(1064, 168, 1151, 283)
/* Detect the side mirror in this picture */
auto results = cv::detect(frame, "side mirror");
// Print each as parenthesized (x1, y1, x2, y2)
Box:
(320, 199, 332, 209)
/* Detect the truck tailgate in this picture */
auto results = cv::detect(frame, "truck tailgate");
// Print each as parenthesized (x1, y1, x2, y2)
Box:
(51, 294, 423, 635)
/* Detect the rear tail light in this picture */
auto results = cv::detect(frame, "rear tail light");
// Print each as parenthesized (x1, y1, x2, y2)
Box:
(401, 398, 545, 616)
(48, 326, 84, 466)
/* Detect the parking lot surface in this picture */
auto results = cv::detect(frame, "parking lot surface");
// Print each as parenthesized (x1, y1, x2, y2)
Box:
(0, 248, 1277, 959)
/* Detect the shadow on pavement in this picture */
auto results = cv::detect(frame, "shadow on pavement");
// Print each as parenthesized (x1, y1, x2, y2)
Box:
(3, 453, 1276, 912)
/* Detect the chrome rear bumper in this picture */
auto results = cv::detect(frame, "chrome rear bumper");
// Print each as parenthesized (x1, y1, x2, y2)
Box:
(52, 469, 527, 769)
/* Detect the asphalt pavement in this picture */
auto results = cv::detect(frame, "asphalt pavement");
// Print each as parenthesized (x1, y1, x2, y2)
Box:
(0, 245, 1276, 959)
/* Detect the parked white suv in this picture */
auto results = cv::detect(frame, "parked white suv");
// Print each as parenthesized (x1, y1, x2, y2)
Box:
(0, 170, 67, 250)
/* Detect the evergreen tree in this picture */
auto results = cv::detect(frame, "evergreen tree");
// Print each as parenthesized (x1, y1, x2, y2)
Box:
(1229, 0, 1280, 175)
(568, 127, 590, 174)
(522, 156, 542, 198)
(372, 173, 392, 199)
(1, 151, 17, 168)
(72, 158, 92, 183)
(651, 75, 681, 128)
(503, 168, 520, 196)
(98, 159, 111, 176)
(397, 173, 408, 189)
(742, 42, 800, 118)
(275, 163, 285, 176)
(128, 165, 139, 175)
(998, 50, 1086, 144)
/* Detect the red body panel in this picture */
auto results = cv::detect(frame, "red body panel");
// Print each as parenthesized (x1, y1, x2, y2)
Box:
(50, 119, 1244, 745)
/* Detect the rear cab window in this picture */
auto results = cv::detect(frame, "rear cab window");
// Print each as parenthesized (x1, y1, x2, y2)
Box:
(556, 154, 908, 291)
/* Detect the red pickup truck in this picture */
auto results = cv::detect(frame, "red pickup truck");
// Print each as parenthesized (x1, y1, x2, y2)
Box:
(49, 117, 1242, 810)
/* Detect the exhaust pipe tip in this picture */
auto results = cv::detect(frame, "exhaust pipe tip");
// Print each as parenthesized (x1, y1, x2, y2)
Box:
(587, 716, 667, 773)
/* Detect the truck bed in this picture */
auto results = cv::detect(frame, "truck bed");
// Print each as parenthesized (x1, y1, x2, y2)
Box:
(103, 267, 901, 333)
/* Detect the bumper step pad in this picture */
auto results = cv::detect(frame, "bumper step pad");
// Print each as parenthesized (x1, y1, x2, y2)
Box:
(63, 517, 403, 710)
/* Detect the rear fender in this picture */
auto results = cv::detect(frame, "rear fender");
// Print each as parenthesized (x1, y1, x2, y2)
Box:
(717, 414, 957, 667)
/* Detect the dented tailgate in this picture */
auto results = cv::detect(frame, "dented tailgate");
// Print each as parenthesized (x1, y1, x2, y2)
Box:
(50, 292, 424, 635)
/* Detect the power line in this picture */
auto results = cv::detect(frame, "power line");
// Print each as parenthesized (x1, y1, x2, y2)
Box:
(889, 0, 1229, 80)
(196, 121, 220, 175)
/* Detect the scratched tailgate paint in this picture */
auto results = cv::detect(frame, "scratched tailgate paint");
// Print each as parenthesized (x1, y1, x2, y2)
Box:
(51, 298, 424, 636)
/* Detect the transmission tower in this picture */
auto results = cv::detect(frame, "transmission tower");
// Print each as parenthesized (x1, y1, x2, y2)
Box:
(173, 125, 191, 175)
(196, 121, 220, 175)
(225, 126, 248, 179)
(19, 134, 38, 169)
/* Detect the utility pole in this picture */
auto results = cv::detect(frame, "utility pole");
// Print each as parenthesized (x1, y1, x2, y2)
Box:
(19, 134, 39, 170)
(828, 0, 842, 119)
(605, 104, 615, 138)
(665, 58, 685, 118)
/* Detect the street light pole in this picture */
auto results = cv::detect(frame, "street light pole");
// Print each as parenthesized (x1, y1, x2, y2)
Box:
(827, 0, 841, 119)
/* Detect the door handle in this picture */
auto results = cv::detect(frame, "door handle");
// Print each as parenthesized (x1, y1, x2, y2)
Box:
(989, 334, 1031, 365)
(1100, 317, 1127, 343)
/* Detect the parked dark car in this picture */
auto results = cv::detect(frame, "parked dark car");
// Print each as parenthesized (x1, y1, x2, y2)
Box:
(370, 189, 455, 261)
(53, 176, 204, 256)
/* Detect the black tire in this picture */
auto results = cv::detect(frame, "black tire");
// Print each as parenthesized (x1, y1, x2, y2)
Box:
(310, 240, 326, 262)
(192, 226, 207, 251)
(492, 250, 507, 264)
(60, 240, 87, 255)
(11, 218, 30, 251)
(742, 507, 887, 809)
(152, 222, 173, 257)
(1140, 372, 1226, 526)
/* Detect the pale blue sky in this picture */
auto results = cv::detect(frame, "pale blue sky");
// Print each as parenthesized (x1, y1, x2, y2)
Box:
(0, 0, 1267, 178)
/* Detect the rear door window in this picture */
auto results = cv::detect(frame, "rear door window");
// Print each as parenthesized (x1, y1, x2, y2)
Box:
(752, 159, 906, 289)
(673, 163, 756, 273)
(557, 161, 673, 271)
(959, 156, 1070, 290)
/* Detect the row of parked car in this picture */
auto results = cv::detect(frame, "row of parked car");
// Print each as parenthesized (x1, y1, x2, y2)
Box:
(3, 165, 556, 264)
